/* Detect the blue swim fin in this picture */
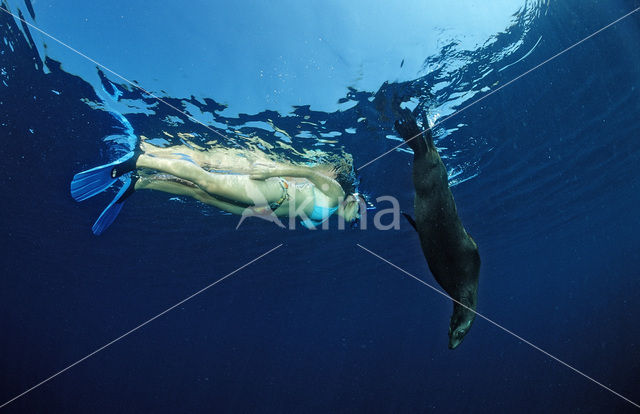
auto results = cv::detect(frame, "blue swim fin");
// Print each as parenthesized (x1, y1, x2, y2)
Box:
(91, 176, 136, 235)
(70, 151, 139, 202)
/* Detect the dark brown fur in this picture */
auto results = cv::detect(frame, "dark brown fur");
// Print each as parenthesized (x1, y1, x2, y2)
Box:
(395, 110, 480, 349)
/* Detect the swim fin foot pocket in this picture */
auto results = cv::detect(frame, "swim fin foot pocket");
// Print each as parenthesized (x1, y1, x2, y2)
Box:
(91, 176, 137, 236)
(70, 150, 141, 202)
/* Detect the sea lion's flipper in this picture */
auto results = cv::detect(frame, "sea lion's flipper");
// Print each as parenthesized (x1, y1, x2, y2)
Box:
(394, 109, 432, 156)
(402, 212, 418, 232)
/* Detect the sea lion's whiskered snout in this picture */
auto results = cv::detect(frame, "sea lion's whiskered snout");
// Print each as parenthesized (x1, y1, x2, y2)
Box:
(448, 307, 476, 350)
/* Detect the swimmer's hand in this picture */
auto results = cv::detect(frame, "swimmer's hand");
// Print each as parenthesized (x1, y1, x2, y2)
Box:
(249, 161, 279, 180)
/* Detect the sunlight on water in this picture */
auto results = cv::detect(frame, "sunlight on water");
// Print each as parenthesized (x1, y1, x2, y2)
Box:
(20, 0, 546, 114)
(2, 0, 548, 193)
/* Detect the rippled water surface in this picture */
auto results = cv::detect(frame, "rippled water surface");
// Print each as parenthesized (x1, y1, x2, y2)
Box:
(1, 0, 640, 412)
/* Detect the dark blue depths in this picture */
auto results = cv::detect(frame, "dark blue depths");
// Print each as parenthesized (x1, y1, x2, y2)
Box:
(1, 1, 640, 412)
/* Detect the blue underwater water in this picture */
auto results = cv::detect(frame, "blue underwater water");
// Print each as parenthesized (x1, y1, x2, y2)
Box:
(1, 0, 640, 412)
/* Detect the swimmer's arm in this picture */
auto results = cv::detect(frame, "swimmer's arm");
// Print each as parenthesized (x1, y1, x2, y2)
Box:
(250, 164, 345, 199)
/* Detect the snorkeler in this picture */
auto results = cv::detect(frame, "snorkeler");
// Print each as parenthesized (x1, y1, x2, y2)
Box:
(71, 140, 362, 235)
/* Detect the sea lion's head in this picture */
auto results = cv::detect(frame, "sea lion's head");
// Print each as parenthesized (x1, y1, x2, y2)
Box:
(448, 302, 477, 350)
(447, 245, 480, 349)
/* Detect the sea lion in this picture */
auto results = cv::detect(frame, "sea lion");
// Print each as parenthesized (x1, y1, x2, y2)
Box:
(394, 109, 481, 349)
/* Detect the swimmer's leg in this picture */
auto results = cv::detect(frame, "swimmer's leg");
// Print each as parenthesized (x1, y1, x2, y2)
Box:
(135, 175, 247, 215)
(91, 173, 252, 235)
(138, 175, 286, 228)
(136, 154, 284, 206)
(140, 141, 256, 173)
(91, 175, 136, 235)
(140, 141, 207, 165)
(70, 151, 140, 201)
